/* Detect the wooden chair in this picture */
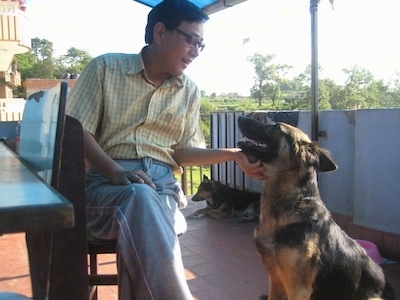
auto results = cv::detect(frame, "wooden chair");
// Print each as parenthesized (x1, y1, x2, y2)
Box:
(62, 119, 118, 300)
(46, 112, 118, 300)
(21, 82, 89, 299)
(21, 82, 119, 299)
(88, 239, 118, 300)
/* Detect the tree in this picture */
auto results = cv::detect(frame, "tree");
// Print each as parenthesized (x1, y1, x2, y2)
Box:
(318, 79, 335, 110)
(13, 51, 37, 81)
(15, 37, 56, 79)
(341, 66, 374, 109)
(363, 79, 388, 108)
(30, 37, 56, 78)
(15, 38, 92, 82)
(267, 64, 292, 106)
(385, 71, 400, 107)
(31, 37, 54, 61)
(294, 65, 338, 110)
(248, 53, 274, 106)
(54, 47, 92, 78)
(248, 53, 292, 106)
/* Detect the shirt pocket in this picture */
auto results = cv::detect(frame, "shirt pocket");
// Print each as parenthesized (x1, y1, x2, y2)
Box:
(146, 112, 185, 147)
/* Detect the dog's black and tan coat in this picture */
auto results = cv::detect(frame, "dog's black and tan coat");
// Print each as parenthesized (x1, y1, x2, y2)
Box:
(237, 116, 395, 300)
(188, 175, 260, 222)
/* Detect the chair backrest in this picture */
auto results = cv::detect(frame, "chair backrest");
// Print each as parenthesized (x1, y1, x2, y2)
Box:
(21, 82, 90, 299)
(19, 82, 67, 183)
(47, 114, 89, 299)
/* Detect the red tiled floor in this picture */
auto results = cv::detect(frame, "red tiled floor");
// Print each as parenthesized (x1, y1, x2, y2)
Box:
(0, 199, 399, 299)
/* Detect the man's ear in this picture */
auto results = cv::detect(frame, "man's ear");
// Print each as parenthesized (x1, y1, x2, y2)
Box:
(153, 22, 166, 44)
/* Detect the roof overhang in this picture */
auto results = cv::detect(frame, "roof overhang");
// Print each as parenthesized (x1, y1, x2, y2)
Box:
(133, 0, 248, 15)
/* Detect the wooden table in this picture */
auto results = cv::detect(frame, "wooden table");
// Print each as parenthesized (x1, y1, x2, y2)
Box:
(0, 142, 75, 299)
(0, 142, 74, 234)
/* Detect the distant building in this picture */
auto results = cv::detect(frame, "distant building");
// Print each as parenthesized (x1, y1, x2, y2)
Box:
(22, 79, 77, 98)
(0, 0, 30, 121)
(0, 0, 30, 100)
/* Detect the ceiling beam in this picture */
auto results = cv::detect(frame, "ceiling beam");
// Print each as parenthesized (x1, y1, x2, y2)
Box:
(203, 0, 248, 15)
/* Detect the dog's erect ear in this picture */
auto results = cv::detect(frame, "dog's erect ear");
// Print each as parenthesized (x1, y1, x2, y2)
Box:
(203, 175, 209, 181)
(317, 147, 338, 172)
(297, 143, 338, 173)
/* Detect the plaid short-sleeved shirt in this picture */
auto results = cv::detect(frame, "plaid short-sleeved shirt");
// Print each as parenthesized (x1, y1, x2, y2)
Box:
(66, 50, 205, 173)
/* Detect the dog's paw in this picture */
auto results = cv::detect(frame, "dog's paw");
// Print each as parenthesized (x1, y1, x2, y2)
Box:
(208, 211, 224, 219)
(208, 213, 223, 219)
(237, 215, 259, 223)
(186, 213, 205, 219)
(186, 208, 208, 219)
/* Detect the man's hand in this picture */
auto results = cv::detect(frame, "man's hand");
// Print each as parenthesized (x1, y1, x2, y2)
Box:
(83, 131, 156, 188)
(234, 151, 266, 180)
(109, 169, 156, 189)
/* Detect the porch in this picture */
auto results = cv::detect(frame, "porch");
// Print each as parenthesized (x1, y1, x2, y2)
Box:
(0, 108, 399, 298)
(1, 197, 399, 299)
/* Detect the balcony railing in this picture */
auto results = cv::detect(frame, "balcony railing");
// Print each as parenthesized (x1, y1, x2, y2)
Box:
(184, 109, 400, 238)
(1, 109, 399, 238)
(1, 70, 21, 88)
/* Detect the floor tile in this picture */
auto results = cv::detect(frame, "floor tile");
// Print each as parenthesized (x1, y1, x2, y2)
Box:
(0, 198, 399, 299)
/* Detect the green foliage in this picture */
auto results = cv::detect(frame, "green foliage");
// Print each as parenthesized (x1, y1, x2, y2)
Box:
(14, 51, 37, 80)
(247, 53, 293, 106)
(200, 100, 218, 113)
(54, 47, 93, 78)
(15, 37, 56, 79)
(12, 37, 400, 110)
(15, 37, 92, 81)
(180, 166, 211, 195)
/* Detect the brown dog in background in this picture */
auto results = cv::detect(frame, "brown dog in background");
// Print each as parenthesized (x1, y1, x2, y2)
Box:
(187, 175, 260, 223)
(237, 116, 395, 300)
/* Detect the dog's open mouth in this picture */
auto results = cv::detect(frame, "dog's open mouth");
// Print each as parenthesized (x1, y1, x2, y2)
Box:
(237, 136, 271, 162)
(239, 136, 269, 150)
(237, 116, 278, 162)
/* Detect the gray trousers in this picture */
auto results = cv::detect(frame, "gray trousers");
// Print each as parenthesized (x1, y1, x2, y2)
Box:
(85, 158, 192, 300)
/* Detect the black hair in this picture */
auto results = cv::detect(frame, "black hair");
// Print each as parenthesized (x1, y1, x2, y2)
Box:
(145, 0, 209, 44)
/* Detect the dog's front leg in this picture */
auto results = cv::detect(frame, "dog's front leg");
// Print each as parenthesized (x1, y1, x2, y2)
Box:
(267, 277, 286, 300)
(187, 207, 209, 219)
(287, 287, 312, 300)
(208, 207, 234, 219)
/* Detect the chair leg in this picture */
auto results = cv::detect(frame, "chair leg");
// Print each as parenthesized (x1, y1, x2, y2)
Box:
(25, 231, 53, 300)
(89, 254, 98, 300)
(88, 286, 98, 300)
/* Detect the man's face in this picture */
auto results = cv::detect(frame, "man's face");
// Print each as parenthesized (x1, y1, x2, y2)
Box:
(160, 21, 205, 76)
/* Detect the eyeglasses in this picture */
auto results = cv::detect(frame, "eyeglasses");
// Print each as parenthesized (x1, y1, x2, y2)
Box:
(174, 28, 205, 52)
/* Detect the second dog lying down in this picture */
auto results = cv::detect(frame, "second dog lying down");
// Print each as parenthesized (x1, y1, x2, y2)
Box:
(187, 175, 260, 223)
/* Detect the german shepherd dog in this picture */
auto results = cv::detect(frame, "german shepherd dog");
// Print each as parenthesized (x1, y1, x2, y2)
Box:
(187, 175, 260, 223)
(237, 116, 395, 300)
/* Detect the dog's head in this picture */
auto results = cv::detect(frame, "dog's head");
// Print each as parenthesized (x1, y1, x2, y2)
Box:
(237, 116, 337, 173)
(192, 175, 217, 205)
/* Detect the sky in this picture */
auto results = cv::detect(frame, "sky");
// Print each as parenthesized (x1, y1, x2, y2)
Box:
(25, 0, 400, 96)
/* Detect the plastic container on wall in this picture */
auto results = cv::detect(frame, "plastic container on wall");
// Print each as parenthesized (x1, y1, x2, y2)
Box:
(19, 85, 61, 171)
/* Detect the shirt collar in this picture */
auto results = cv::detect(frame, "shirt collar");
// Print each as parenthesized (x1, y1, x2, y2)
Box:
(127, 47, 183, 86)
